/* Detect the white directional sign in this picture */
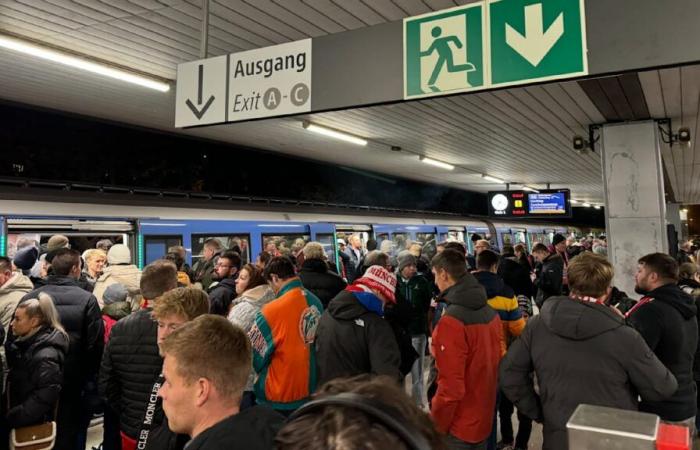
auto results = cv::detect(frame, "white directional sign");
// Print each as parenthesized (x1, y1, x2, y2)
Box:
(228, 39, 312, 122)
(175, 40, 312, 127)
(175, 55, 227, 128)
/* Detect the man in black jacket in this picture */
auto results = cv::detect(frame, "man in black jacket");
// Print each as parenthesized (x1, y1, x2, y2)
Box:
(532, 243, 564, 308)
(99, 260, 178, 450)
(315, 265, 401, 386)
(158, 315, 283, 450)
(498, 245, 534, 300)
(501, 253, 678, 450)
(17, 248, 103, 450)
(207, 251, 241, 316)
(627, 253, 699, 426)
(298, 242, 346, 309)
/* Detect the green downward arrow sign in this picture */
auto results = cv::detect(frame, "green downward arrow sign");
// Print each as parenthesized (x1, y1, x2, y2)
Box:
(490, 0, 587, 87)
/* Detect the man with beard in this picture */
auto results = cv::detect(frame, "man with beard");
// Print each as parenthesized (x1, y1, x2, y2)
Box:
(627, 253, 698, 430)
(207, 251, 241, 316)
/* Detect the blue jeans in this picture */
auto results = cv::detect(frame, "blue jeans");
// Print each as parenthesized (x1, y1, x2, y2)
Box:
(410, 334, 427, 406)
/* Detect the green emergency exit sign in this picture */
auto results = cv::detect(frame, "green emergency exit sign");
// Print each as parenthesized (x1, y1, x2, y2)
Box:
(490, 0, 587, 86)
(404, 0, 588, 100)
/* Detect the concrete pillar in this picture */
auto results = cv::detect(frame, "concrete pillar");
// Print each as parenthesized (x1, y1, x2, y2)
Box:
(601, 121, 667, 297)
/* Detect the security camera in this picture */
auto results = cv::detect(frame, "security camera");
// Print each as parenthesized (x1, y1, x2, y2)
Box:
(573, 135, 587, 151)
(678, 127, 691, 143)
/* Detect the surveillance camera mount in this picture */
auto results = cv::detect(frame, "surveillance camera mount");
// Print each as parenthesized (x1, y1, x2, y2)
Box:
(658, 118, 691, 147)
(572, 125, 601, 153)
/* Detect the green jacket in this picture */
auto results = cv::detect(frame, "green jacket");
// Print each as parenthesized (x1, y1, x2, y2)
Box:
(395, 274, 433, 336)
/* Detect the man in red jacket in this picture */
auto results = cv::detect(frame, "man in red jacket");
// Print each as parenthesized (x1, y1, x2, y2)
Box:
(430, 249, 503, 449)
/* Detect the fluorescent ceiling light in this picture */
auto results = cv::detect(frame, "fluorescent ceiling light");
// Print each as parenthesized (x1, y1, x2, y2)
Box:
(302, 121, 368, 146)
(0, 34, 170, 92)
(522, 186, 539, 193)
(482, 174, 506, 184)
(582, 203, 591, 207)
(570, 199, 579, 204)
(594, 205, 601, 210)
(419, 156, 455, 170)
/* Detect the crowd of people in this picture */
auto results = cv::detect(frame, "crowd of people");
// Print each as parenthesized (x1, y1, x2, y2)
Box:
(0, 231, 696, 450)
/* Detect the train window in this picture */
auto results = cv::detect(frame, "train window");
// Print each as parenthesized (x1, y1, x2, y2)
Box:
(144, 235, 183, 265)
(376, 233, 390, 253)
(440, 231, 465, 244)
(315, 233, 336, 262)
(7, 232, 127, 259)
(192, 234, 251, 265)
(262, 234, 310, 262)
(414, 233, 437, 260)
(392, 233, 409, 255)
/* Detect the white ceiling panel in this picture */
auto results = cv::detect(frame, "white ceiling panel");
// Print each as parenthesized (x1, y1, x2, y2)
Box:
(3, 0, 697, 207)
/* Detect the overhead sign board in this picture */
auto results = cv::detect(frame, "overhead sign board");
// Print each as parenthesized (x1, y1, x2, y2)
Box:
(175, 55, 228, 128)
(175, 39, 312, 127)
(404, 0, 587, 99)
(488, 189, 572, 218)
(404, 3, 485, 98)
(228, 39, 311, 122)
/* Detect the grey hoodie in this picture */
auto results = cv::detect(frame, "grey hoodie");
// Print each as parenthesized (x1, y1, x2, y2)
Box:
(500, 296, 678, 450)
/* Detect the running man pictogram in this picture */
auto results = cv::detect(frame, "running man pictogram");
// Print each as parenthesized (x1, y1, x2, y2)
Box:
(420, 26, 476, 92)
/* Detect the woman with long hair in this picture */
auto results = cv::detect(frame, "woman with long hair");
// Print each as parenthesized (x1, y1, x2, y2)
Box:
(227, 264, 275, 409)
(6, 293, 69, 428)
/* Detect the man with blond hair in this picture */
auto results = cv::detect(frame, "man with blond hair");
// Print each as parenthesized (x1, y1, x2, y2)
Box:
(500, 252, 678, 450)
(159, 315, 284, 450)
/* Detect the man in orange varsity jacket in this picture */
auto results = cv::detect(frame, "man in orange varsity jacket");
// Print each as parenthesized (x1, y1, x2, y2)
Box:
(248, 256, 323, 415)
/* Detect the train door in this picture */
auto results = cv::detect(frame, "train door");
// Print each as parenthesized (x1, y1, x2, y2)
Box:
(4, 217, 136, 260)
(335, 224, 372, 254)
(543, 229, 557, 246)
(414, 229, 438, 260)
(511, 228, 528, 248)
(310, 223, 337, 266)
(142, 235, 183, 266)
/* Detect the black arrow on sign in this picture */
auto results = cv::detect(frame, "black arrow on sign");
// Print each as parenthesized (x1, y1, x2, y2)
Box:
(186, 64, 215, 119)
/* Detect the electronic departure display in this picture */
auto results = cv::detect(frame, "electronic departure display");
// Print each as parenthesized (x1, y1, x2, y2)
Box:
(487, 189, 572, 218)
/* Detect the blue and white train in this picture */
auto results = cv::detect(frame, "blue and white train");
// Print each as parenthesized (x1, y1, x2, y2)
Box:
(0, 196, 602, 268)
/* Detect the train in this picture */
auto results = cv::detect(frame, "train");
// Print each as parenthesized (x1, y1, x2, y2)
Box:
(0, 192, 604, 269)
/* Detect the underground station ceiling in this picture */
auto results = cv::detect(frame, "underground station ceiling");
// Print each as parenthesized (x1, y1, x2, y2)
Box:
(1, 0, 699, 206)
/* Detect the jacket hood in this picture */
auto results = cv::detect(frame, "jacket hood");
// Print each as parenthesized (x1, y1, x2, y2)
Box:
(0, 272, 34, 295)
(648, 283, 697, 319)
(99, 265, 141, 283)
(440, 273, 488, 310)
(327, 290, 373, 320)
(102, 301, 131, 320)
(301, 258, 329, 274)
(541, 296, 624, 340)
(472, 271, 514, 299)
(18, 326, 69, 355)
(238, 284, 275, 306)
(46, 275, 81, 286)
(544, 253, 564, 264)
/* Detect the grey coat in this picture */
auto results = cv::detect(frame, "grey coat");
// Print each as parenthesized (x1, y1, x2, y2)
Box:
(228, 285, 275, 391)
(500, 296, 678, 450)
